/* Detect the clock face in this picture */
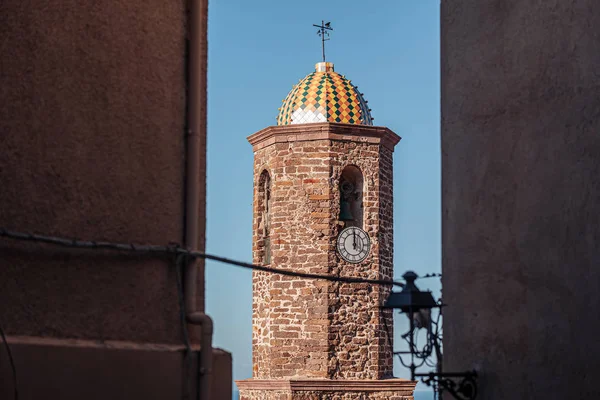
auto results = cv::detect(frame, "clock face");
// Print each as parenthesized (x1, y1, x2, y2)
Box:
(337, 226, 371, 264)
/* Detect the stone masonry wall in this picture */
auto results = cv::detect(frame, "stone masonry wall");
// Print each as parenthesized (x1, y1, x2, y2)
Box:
(250, 126, 396, 380)
(240, 389, 291, 400)
(377, 146, 395, 371)
(327, 141, 394, 379)
(252, 139, 336, 379)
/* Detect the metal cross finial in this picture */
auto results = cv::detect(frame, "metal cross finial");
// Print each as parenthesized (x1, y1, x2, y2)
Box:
(313, 20, 333, 62)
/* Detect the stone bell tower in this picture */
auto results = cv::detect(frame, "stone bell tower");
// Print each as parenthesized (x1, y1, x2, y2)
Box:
(237, 62, 416, 399)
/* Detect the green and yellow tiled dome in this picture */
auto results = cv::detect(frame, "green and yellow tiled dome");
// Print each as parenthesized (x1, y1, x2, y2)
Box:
(277, 62, 373, 126)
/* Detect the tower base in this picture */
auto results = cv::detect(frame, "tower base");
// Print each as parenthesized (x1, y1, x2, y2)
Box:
(236, 378, 416, 400)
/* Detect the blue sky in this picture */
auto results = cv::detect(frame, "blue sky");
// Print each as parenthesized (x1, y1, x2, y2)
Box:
(205, 0, 440, 392)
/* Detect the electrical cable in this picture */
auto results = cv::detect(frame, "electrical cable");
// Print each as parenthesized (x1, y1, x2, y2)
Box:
(0, 228, 405, 289)
(0, 322, 18, 400)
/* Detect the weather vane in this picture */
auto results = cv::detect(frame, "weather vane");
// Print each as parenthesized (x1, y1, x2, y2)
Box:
(313, 20, 333, 62)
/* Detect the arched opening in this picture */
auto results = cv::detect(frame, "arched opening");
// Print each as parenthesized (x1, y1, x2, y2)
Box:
(257, 170, 272, 264)
(339, 165, 364, 229)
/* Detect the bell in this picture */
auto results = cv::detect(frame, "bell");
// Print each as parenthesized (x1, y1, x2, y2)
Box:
(339, 200, 354, 221)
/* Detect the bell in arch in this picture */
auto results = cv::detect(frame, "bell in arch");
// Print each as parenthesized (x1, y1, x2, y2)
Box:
(339, 199, 354, 221)
(339, 180, 355, 221)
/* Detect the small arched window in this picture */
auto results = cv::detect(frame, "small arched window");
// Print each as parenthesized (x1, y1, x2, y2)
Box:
(257, 170, 272, 264)
(339, 165, 364, 228)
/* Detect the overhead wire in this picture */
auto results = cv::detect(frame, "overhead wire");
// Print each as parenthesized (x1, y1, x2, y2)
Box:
(0, 228, 405, 289)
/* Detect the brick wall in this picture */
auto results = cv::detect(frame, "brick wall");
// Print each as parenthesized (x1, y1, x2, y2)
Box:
(249, 123, 400, 380)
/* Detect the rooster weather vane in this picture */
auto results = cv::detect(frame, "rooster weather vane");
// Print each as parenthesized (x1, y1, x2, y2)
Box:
(313, 21, 333, 62)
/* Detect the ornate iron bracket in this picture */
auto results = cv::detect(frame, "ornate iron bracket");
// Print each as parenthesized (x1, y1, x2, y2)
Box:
(415, 371, 478, 400)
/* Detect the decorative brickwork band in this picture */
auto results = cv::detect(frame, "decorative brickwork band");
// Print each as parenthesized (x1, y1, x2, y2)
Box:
(248, 123, 400, 151)
(237, 378, 417, 400)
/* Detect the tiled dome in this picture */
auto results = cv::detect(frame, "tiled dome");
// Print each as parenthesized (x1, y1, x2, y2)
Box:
(277, 62, 373, 126)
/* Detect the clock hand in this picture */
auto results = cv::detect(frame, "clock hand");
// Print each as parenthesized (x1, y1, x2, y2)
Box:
(353, 229, 357, 250)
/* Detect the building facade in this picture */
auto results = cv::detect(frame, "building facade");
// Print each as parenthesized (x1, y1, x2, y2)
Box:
(237, 62, 416, 399)
(0, 0, 231, 398)
(442, 1, 600, 399)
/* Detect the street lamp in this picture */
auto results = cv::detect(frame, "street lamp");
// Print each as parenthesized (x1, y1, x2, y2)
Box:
(383, 271, 478, 400)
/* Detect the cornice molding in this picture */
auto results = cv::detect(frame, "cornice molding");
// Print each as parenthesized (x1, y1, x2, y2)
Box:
(247, 123, 401, 152)
(236, 378, 416, 393)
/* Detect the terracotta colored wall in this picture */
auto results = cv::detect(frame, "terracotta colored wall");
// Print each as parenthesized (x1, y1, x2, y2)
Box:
(0, 0, 192, 344)
(0, 337, 232, 400)
(249, 124, 398, 381)
(0, 1, 230, 398)
(441, 1, 600, 398)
